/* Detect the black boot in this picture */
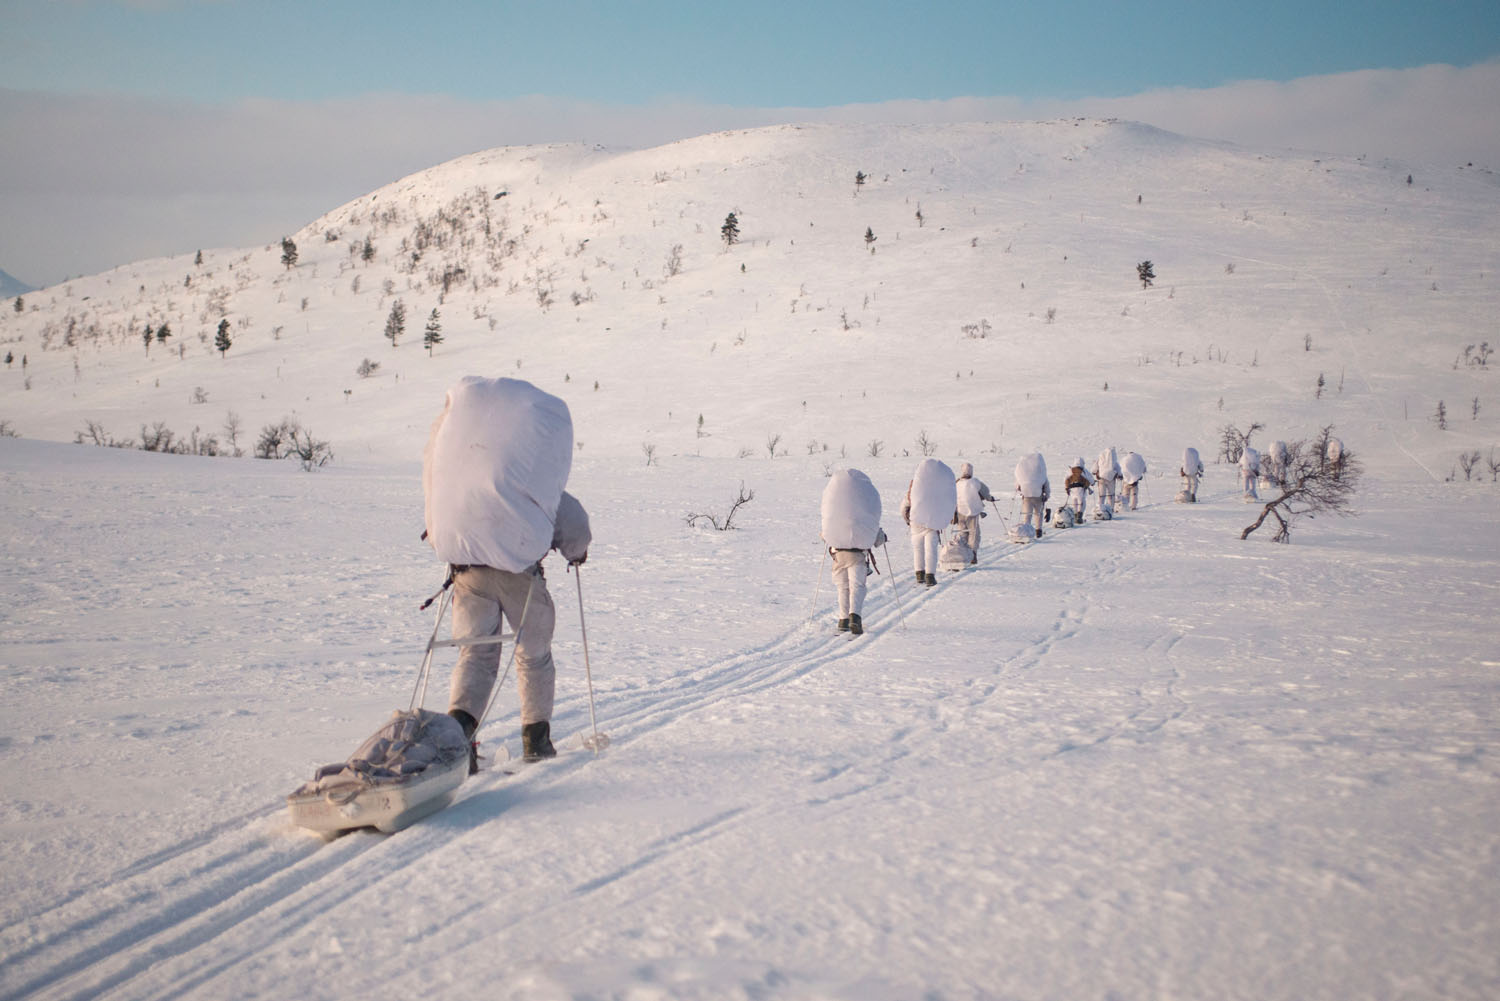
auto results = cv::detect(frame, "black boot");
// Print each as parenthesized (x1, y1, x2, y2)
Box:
(915, 570, 925, 584)
(849, 613, 863, 635)
(838, 617, 850, 632)
(925, 572, 937, 587)
(449, 709, 480, 774)
(522, 720, 557, 762)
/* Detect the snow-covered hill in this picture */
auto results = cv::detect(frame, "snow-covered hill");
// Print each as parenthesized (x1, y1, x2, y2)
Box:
(3, 120, 1496, 476)
(1, 121, 1497, 1000)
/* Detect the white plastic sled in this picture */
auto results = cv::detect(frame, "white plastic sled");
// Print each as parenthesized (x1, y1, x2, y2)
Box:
(1052, 506, 1077, 528)
(938, 532, 975, 571)
(287, 708, 470, 837)
(1175, 490, 1195, 504)
(1008, 523, 1036, 543)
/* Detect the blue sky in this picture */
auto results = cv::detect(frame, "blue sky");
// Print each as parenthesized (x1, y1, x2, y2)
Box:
(3, 0, 1498, 287)
(7, 0, 1497, 106)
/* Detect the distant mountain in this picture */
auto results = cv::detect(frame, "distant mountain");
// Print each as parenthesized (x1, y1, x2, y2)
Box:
(0, 269, 33, 299)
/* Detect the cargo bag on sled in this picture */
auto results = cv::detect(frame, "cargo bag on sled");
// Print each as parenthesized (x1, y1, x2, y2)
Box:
(938, 531, 975, 570)
(287, 709, 470, 836)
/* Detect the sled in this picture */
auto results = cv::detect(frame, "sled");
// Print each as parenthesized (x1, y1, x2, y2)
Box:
(1092, 504, 1113, 521)
(283, 708, 465, 840)
(938, 532, 975, 571)
(1175, 490, 1194, 504)
(287, 708, 470, 837)
(1007, 523, 1036, 543)
(1052, 507, 1077, 528)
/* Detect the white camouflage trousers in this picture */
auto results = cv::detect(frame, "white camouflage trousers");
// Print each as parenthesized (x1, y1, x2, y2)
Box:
(1020, 495, 1046, 533)
(1122, 481, 1139, 510)
(910, 528, 940, 574)
(831, 549, 870, 618)
(1096, 478, 1118, 513)
(956, 514, 981, 555)
(447, 565, 557, 726)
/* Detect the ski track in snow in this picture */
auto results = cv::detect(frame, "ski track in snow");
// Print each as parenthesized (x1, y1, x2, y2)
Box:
(2, 494, 1186, 1001)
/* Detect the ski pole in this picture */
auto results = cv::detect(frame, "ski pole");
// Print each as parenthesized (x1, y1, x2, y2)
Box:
(988, 498, 1010, 533)
(882, 542, 908, 630)
(809, 547, 828, 619)
(572, 563, 609, 754)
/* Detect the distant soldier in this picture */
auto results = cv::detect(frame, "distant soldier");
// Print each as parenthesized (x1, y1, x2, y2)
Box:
(953, 462, 994, 562)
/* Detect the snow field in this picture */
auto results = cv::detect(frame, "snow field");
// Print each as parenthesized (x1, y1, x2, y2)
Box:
(2, 436, 1496, 1000)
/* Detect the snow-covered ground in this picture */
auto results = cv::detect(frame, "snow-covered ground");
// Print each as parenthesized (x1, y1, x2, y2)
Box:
(1, 121, 1497, 999)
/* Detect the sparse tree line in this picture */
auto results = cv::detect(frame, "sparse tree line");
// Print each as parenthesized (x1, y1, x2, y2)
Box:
(71, 413, 332, 470)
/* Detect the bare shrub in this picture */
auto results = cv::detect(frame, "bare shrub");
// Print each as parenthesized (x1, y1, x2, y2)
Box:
(1217, 422, 1264, 463)
(1241, 429, 1361, 543)
(684, 482, 755, 531)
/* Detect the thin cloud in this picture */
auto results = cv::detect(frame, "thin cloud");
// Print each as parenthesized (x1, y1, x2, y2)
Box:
(4, 61, 1497, 288)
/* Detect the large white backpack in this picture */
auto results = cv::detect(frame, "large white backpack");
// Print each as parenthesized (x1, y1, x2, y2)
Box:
(1014, 452, 1048, 496)
(423, 376, 573, 572)
(908, 458, 958, 531)
(821, 469, 883, 550)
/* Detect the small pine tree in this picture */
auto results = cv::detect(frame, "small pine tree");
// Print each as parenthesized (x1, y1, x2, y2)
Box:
(214, 318, 232, 358)
(721, 212, 739, 248)
(143, 324, 153, 352)
(155, 322, 172, 346)
(864, 227, 877, 253)
(195, 249, 203, 266)
(13, 297, 22, 314)
(280, 237, 299, 270)
(1136, 261, 1155, 288)
(423, 308, 443, 355)
(1316, 373, 1325, 398)
(854, 171, 866, 194)
(384, 300, 406, 347)
(1435, 400, 1447, 430)
(361, 236, 375, 263)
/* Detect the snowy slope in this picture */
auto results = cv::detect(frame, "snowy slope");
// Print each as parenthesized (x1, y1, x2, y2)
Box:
(2, 120, 1496, 475)
(1, 121, 1498, 1000)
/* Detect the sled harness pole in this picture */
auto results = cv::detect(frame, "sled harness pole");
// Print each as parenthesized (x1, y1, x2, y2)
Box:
(419, 565, 455, 611)
(410, 576, 455, 712)
(571, 563, 610, 754)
